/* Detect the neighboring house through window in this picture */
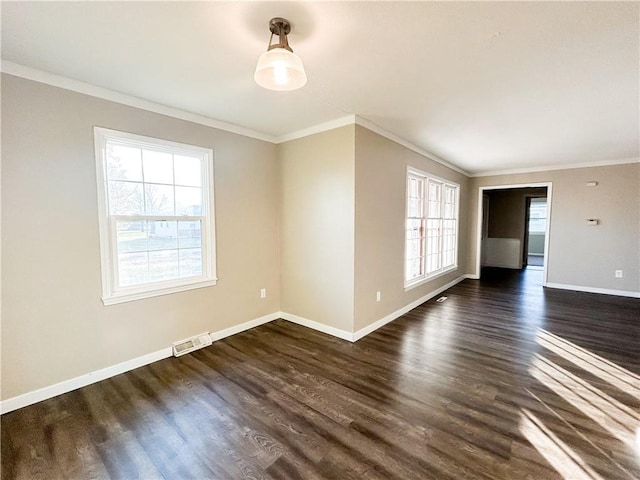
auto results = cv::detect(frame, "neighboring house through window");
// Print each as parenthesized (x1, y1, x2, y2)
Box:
(405, 167, 459, 288)
(94, 127, 217, 305)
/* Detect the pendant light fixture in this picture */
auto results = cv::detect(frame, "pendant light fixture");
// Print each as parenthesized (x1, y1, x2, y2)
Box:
(254, 17, 307, 91)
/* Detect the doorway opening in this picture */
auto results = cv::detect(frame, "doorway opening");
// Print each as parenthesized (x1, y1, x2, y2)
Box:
(476, 183, 552, 283)
(524, 197, 548, 269)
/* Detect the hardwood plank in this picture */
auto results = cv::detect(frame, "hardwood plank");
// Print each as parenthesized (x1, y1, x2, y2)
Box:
(2, 267, 639, 479)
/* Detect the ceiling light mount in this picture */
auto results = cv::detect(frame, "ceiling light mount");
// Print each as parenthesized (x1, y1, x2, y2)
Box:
(255, 17, 307, 91)
(268, 18, 292, 51)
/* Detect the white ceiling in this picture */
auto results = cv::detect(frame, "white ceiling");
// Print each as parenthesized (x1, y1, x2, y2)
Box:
(2, 1, 639, 175)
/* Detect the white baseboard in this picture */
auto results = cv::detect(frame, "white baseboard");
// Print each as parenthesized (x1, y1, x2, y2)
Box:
(0, 312, 281, 415)
(0, 347, 173, 415)
(544, 282, 640, 299)
(279, 311, 354, 341)
(208, 312, 280, 341)
(2, 276, 484, 415)
(353, 275, 468, 341)
(464, 273, 480, 280)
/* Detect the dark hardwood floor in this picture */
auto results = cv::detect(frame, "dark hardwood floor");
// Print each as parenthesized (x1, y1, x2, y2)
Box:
(2, 268, 639, 479)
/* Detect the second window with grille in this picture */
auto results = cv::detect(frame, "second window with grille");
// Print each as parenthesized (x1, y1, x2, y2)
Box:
(405, 168, 459, 288)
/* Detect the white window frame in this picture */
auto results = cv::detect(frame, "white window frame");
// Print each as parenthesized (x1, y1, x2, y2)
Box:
(404, 167, 459, 290)
(94, 127, 217, 305)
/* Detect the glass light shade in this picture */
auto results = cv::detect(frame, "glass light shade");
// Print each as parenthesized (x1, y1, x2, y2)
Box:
(254, 47, 307, 91)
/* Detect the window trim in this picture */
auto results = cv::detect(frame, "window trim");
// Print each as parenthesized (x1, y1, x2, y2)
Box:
(94, 127, 217, 305)
(404, 167, 459, 290)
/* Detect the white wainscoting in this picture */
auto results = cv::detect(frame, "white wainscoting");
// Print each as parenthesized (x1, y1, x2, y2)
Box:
(483, 238, 521, 269)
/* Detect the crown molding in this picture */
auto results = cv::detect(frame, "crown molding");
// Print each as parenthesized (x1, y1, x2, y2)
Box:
(1, 60, 277, 143)
(353, 116, 470, 176)
(7, 61, 630, 180)
(273, 115, 356, 143)
(471, 156, 640, 177)
(277, 114, 470, 176)
(0, 61, 470, 176)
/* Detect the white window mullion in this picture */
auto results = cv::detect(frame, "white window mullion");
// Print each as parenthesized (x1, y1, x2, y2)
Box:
(426, 179, 442, 276)
(110, 215, 204, 222)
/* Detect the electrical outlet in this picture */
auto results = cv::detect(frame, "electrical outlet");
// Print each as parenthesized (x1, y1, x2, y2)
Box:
(615, 270, 623, 278)
(260, 288, 267, 298)
(376, 291, 381, 302)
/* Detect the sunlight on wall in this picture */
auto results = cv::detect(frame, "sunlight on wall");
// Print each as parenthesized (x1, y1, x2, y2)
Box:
(519, 408, 605, 480)
(536, 329, 640, 398)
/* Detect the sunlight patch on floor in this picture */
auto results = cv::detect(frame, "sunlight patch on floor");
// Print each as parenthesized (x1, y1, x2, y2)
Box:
(530, 353, 639, 447)
(519, 408, 605, 480)
(536, 328, 640, 398)
(524, 387, 639, 478)
(523, 329, 640, 479)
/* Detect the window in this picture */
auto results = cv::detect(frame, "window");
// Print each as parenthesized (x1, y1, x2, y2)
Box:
(528, 198, 547, 234)
(405, 168, 459, 288)
(95, 128, 216, 305)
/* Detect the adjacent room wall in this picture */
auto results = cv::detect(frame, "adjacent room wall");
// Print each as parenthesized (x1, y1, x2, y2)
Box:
(528, 235, 545, 256)
(485, 187, 547, 267)
(354, 126, 469, 332)
(1, 74, 281, 400)
(469, 163, 640, 294)
(278, 126, 356, 333)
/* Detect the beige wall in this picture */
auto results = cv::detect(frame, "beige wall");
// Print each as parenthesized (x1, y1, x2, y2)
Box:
(4, 73, 638, 404)
(469, 163, 640, 293)
(279, 124, 472, 334)
(354, 126, 469, 331)
(278, 126, 356, 332)
(1, 75, 281, 399)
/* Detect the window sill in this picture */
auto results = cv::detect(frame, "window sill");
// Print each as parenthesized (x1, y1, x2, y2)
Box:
(102, 278, 218, 306)
(404, 266, 458, 292)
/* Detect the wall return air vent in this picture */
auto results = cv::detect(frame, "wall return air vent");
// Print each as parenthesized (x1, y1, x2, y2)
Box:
(172, 332, 212, 357)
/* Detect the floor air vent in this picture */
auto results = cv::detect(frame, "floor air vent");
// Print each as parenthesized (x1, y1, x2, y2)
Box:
(173, 332, 212, 357)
